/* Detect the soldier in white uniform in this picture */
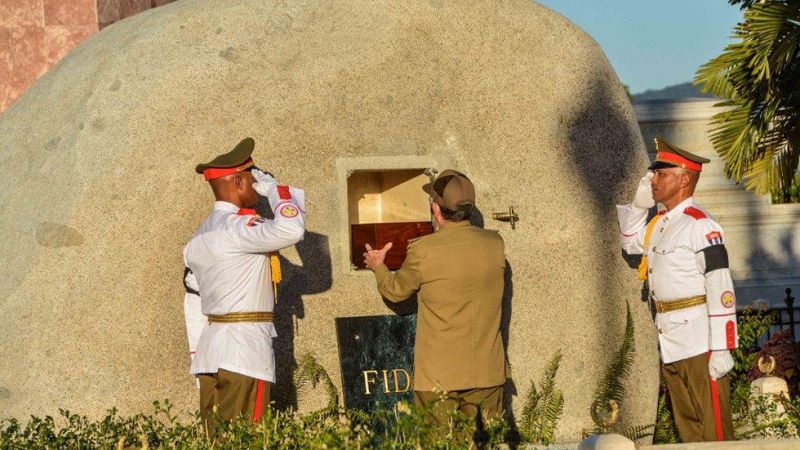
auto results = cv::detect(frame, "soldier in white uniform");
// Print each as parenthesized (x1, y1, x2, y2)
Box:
(182, 137, 306, 429)
(617, 138, 738, 442)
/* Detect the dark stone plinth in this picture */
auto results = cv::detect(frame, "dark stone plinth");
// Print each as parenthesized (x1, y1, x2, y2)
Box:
(335, 315, 416, 412)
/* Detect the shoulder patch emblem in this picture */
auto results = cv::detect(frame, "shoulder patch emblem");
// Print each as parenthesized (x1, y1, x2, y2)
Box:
(683, 207, 707, 220)
(279, 204, 299, 218)
(721, 291, 735, 308)
(277, 185, 292, 200)
(706, 231, 723, 245)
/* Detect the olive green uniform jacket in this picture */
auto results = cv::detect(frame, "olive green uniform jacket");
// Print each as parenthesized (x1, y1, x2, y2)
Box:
(372, 221, 506, 392)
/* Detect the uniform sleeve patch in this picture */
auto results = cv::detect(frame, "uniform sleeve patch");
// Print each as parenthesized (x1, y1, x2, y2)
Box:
(706, 231, 723, 245)
(683, 206, 707, 220)
(721, 291, 736, 308)
(277, 185, 292, 200)
(278, 204, 299, 218)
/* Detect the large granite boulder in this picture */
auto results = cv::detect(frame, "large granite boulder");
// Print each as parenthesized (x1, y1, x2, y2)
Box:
(0, 0, 657, 440)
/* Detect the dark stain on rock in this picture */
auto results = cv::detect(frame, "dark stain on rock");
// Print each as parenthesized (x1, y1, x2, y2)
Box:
(91, 118, 106, 132)
(45, 137, 61, 151)
(36, 222, 85, 248)
(109, 80, 121, 92)
(78, 122, 85, 130)
(219, 47, 239, 62)
(0, 386, 10, 400)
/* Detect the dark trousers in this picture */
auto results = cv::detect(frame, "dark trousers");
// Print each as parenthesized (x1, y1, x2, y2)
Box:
(662, 353, 734, 442)
(198, 369, 271, 434)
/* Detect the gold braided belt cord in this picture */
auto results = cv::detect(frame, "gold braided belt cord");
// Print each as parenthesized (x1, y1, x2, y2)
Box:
(655, 295, 706, 314)
(207, 312, 274, 323)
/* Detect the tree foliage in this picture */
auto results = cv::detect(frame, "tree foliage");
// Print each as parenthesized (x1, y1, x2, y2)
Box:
(694, 1, 800, 199)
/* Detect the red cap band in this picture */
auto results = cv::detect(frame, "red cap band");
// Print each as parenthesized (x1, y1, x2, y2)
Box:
(203, 158, 255, 181)
(655, 152, 703, 172)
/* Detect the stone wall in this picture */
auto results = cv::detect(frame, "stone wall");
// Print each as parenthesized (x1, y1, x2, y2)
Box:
(0, 0, 173, 113)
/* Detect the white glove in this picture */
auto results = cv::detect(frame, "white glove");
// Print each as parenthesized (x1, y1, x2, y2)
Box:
(252, 168, 277, 196)
(708, 350, 735, 380)
(632, 172, 655, 209)
(190, 353, 200, 389)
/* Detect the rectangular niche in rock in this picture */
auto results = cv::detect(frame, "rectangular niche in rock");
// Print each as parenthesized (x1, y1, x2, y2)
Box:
(348, 169, 434, 270)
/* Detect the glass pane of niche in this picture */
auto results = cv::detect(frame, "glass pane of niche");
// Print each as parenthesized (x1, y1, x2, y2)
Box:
(348, 169, 434, 270)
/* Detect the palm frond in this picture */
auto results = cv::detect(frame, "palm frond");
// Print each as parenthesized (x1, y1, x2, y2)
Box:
(695, 0, 800, 197)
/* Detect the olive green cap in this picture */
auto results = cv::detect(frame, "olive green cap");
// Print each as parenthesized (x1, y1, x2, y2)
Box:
(195, 137, 256, 177)
(649, 137, 710, 172)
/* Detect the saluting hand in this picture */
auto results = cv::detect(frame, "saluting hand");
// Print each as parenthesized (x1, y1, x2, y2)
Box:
(363, 242, 393, 271)
(632, 171, 655, 209)
(252, 168, 278, 196)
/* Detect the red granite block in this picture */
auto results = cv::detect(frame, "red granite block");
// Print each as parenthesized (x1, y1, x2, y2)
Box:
(2, 26, 47, 111)
(0, 28, 12, 111)
(43, 0, 97, 26)
(0, 0, 44, 28)
(44, 25, 97, 66)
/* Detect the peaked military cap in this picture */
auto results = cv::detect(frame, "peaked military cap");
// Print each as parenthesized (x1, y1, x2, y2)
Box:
(422, 169, 475, 211)
(648, 137, 710, 172)
(195, 137, 256, 181)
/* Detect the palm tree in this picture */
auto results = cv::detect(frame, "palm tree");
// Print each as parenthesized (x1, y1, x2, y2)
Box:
(694, 0, 800, 201)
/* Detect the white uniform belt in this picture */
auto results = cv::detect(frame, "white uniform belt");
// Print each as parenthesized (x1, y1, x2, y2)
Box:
(655, 295, 706, 314)
(206, 312, 273, 323)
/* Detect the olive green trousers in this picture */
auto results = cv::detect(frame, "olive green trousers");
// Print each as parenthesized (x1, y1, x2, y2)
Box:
(198, 369, 271, 433)
(414, 385, 504, 428)
(662, 353, 734, 442)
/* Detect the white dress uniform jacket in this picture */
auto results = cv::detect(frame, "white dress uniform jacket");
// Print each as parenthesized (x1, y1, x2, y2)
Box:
(617, 197, 738, 364)
(183, 184, 306, 382)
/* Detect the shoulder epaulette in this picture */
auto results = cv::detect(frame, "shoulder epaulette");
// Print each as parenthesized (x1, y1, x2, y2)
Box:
(683, 206, 707, 220)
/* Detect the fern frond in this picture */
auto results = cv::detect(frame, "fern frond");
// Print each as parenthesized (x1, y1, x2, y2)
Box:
(293, 352, 339, 411)
(518, 351, 564, 445)
(622, 423, 654, 443)
(592, 301, 635, 407)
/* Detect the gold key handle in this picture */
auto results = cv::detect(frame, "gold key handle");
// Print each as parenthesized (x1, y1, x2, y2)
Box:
(492, 206, 519, 230)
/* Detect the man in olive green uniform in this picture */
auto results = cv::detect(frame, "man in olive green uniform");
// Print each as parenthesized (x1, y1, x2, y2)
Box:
(363, 169, 507, 425)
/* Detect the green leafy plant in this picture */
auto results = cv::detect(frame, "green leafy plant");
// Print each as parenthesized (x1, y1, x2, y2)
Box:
(518, 351, 564, 445)
(584, 301, 654, 443)
(653, 389, 679, 444)
(730, 307, 775, 426)
(0, 353, 516, 449)
(293, 351, 339, 413)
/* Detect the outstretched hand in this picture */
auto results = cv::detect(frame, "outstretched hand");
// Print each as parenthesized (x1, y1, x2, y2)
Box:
(363, 242, 393, 271)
